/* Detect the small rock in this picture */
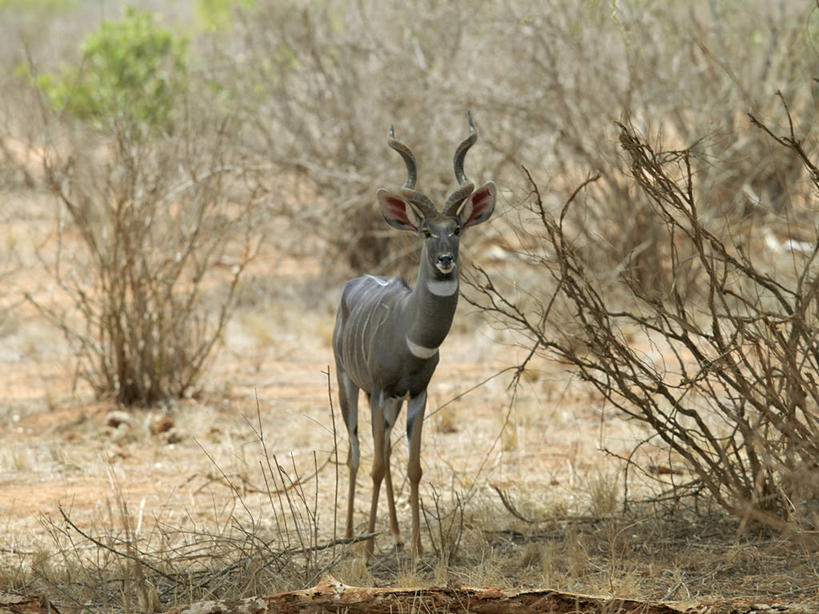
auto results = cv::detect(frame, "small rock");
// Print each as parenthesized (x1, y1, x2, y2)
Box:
(110, 423, 135, 444)
(150, 415, 174, 435)
(104, 410, 133, 429)
(164, 430, 184, 445)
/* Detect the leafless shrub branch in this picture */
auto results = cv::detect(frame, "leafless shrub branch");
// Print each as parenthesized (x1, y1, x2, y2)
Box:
(421, 485, 465, 565)
(468, 98, 818, 532)
(25, 114, 262, 405)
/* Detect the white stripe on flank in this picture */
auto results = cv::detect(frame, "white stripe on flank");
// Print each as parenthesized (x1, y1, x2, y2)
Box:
(406, 336, 439, 359)
(365, 275, 390, 286)
(427, 278, 458, 296)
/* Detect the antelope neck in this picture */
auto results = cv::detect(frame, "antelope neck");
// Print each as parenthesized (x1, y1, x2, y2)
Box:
(403, 243, 460, 354)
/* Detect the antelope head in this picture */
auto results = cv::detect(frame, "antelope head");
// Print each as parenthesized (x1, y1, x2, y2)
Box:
(377, 113, 496, 280)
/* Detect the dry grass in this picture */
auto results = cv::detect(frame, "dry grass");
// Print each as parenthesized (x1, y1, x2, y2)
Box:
(1, 279, 817, 609)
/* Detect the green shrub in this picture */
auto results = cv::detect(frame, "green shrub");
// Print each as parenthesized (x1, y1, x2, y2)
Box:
(36, 6, 187, 133)
(194, 0, 255, 31)
(0, 0, 75, 9)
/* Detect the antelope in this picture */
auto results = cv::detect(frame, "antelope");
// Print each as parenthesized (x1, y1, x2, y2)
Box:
(332, 113, 496, 556)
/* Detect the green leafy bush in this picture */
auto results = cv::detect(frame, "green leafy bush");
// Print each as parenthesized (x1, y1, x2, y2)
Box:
(36, 6, 187, 132)
(0, 0, 75, 9)
(194, 0, 254, 31)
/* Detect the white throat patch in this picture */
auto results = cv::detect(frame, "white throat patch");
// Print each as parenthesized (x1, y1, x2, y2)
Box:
(426, 278, 459, 297)
(406, 336, 439, 359)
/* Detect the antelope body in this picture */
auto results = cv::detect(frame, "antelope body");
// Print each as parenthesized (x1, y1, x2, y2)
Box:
(333, 114, 496, 555)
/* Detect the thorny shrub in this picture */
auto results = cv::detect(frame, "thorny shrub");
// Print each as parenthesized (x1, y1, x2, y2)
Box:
(468, 100, 818, 531)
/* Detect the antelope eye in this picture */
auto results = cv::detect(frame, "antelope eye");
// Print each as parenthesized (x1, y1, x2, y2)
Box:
(453, 225, 461, 236)
(421, 227, 431, 238)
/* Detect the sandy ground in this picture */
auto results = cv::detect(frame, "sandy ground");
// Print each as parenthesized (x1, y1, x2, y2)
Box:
(0, 307, 634, 542)
(2, 193, 818, 611)
(0, 193, 645, 557)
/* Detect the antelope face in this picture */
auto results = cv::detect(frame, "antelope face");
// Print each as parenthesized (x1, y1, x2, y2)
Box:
(420, 215, 461, 277)
(376, 113, 497, 283)
(378, 181, 497, 278)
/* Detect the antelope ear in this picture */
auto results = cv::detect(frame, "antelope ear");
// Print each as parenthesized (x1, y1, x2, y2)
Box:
(378, 189, 422, 231)
(459, 181, 496, 228)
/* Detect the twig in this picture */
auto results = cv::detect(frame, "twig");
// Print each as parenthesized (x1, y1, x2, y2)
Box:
(490, 483, 536, 524)
(284, 531, 380, 556)
(57, 505, 177, 583)
(324, 367, 341, 557)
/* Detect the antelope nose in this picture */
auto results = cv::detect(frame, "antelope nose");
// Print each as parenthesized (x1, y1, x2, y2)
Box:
(436, 254, 454, 272)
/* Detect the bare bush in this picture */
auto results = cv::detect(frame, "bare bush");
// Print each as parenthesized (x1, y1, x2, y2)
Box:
(189, 0, 818, 293)
(468, 101, 818, 531)
(476, 2, 815, 281)
(203, 1, 506, 275)
(28, 116, 261, 405)
(2, 4, 266, 406)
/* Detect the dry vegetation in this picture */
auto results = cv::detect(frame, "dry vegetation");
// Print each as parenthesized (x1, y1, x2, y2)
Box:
(0, 0, 818, 612)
